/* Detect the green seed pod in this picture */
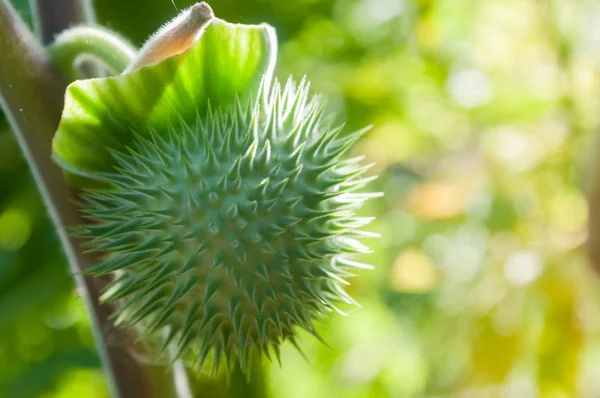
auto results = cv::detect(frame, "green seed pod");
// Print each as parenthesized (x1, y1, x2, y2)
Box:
(52, 7, 379, 375)
(81, 79, 378, 372)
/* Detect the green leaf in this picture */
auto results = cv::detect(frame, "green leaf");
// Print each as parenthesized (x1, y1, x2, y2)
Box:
(52, 18, 277, 186)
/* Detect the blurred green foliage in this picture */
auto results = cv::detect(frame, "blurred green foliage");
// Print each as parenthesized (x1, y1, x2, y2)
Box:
(2, 0, 600, 397)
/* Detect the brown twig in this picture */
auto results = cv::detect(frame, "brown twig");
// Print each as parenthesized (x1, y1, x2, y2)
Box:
(0, 1, 163, 397)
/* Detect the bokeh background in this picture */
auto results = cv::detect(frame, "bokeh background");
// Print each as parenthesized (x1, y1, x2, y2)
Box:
(2, 0, 600, 396)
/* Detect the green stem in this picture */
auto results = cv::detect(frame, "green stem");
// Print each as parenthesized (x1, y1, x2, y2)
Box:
(169, 343, 194, 398)
(0, 1, 158, 397)
(49, 26, 137, 80)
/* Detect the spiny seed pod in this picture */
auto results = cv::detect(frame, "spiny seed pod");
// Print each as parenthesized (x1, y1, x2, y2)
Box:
(51, 6, 380, 375)
(78, 79, 379, 372)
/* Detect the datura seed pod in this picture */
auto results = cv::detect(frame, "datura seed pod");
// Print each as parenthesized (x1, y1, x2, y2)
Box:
(52, 3, 380, 374)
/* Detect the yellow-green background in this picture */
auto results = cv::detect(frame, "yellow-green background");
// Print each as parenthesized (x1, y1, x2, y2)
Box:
(1, 0, 600, 397)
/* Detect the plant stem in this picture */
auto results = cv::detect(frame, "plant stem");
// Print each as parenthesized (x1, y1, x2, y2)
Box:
(169, 342, 194, 398)
(0, 1, 159, 397)
(30, 0, 95, 44)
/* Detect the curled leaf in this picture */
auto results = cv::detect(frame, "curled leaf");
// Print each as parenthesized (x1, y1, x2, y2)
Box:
(52, 17, 277, 186)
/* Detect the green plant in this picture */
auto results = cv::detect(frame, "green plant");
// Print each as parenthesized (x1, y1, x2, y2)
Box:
(0, 1, 377, 396)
